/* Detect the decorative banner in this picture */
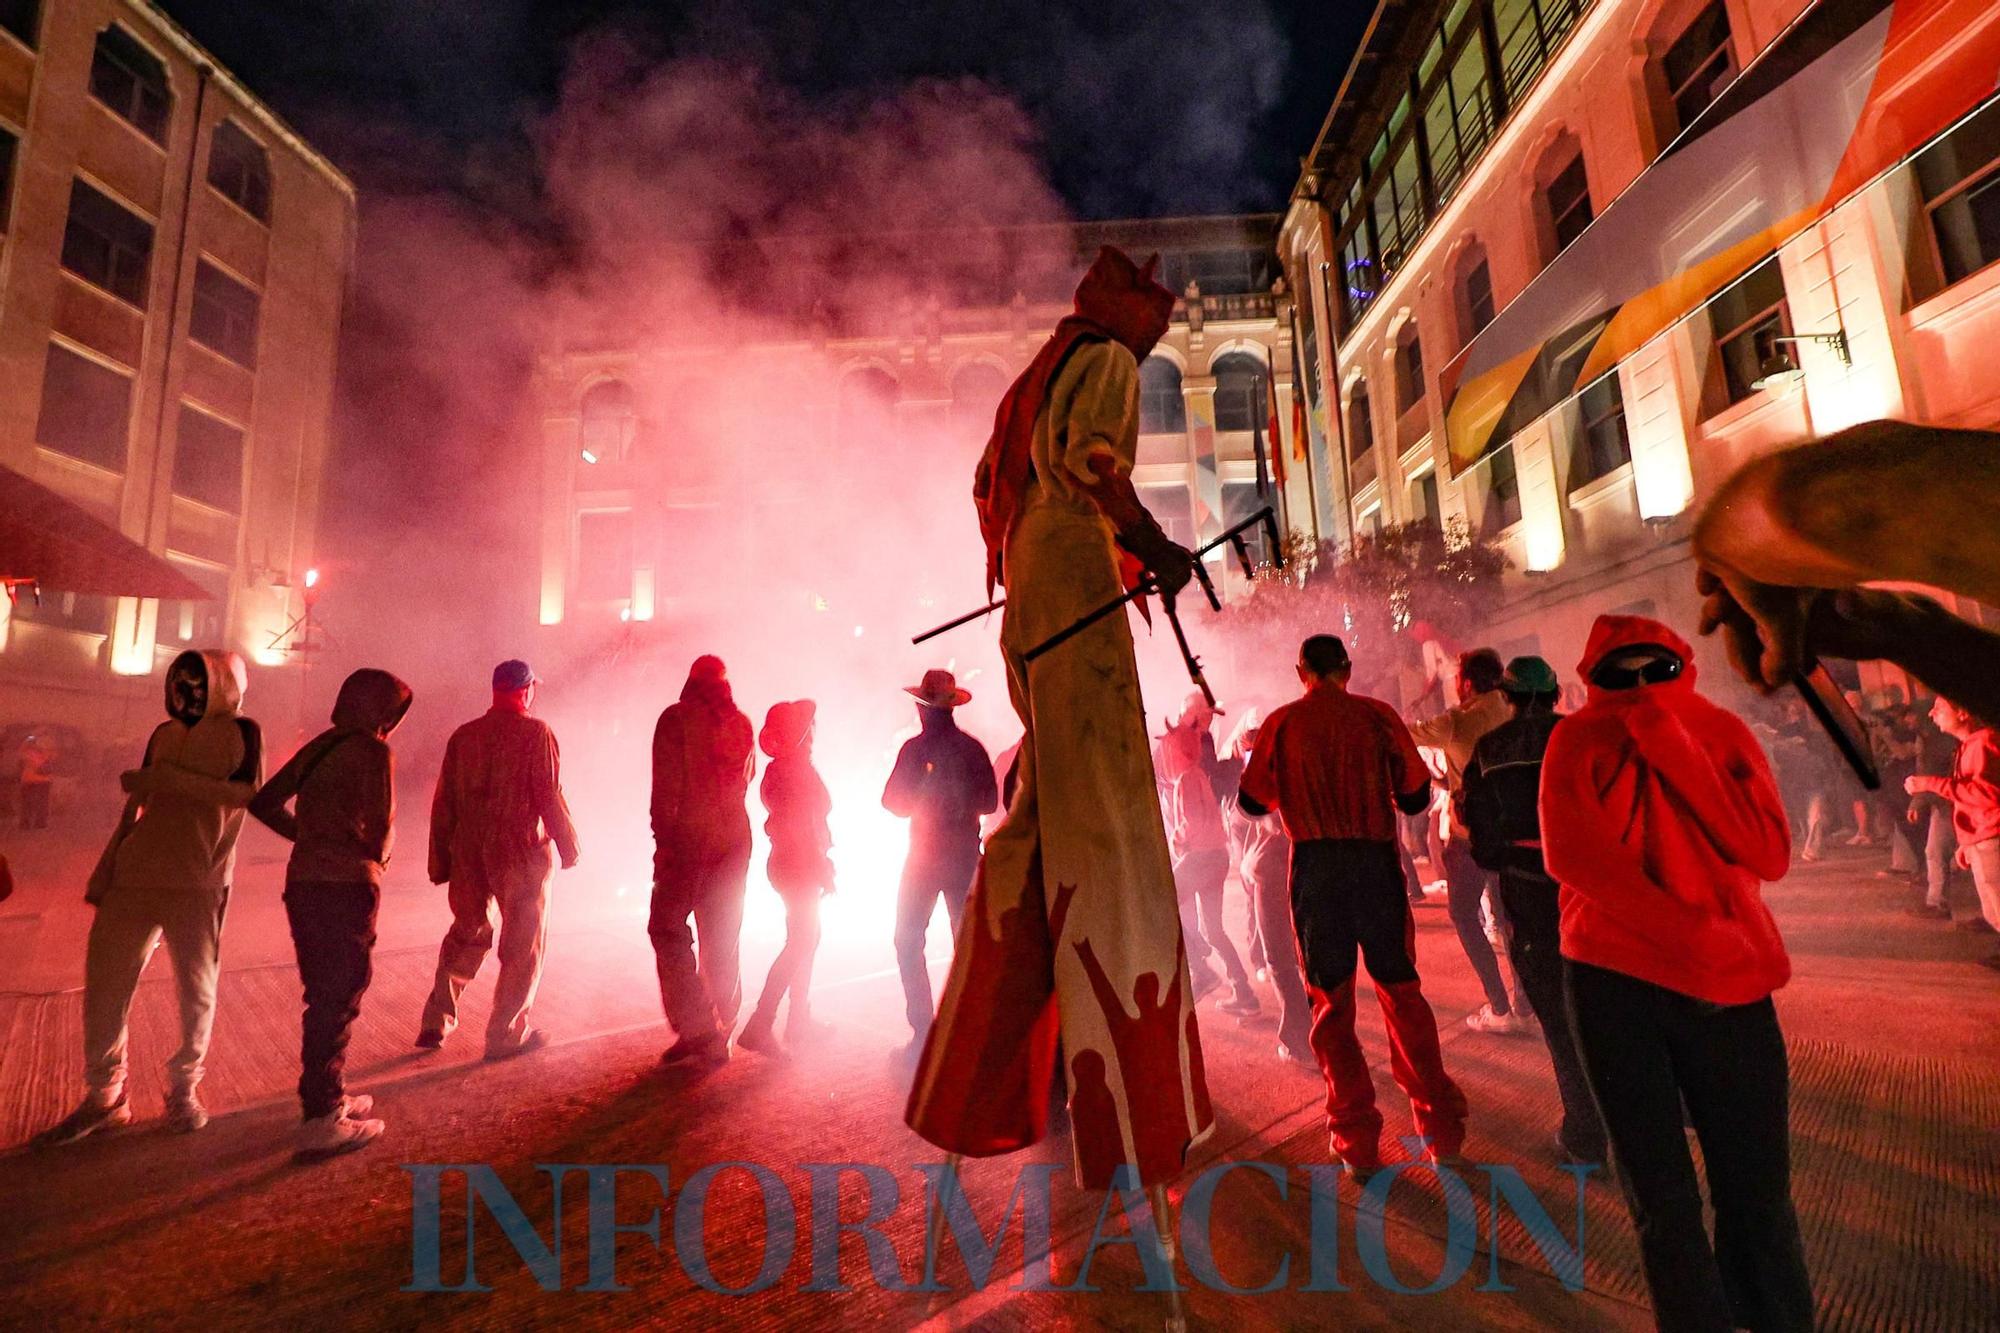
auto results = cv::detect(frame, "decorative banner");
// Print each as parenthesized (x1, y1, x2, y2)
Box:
(1442, 0, 2000, 475)
(1188, 391, 1222, 538)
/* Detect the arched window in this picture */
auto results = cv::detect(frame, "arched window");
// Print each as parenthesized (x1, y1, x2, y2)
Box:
(579, 380, 635, 465)
(1534, 134, 1593, 265)
(950, 362, 1010, 433)
(1393, 323, 1425, 414)
(1452, 241, 1497, 348)
(1138, 356, 1186, 434)
(837, 367, 900, 445)
(1345, 380, 1375, 462)
(1650, 0, 1737, 148)
(1212, 352, 1267, 432)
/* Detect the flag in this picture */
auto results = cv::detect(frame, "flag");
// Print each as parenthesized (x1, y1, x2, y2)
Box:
(1441, 0, 2000, 475)
(1263, 362, 1287, 488)
(1251, 386, 1273, 498)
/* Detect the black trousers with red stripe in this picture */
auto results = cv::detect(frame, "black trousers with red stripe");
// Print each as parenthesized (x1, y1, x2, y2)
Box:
(1290, 838, 1466, 1167)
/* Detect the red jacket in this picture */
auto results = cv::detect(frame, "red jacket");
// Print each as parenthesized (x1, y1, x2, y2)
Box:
(1540, 615, 1793, 1005)
(1912, 726, 2000, 848)
(1238, 681, 1430, 844)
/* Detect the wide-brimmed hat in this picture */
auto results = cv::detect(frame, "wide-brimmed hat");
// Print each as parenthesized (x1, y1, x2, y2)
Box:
(906, 668, 971, 709)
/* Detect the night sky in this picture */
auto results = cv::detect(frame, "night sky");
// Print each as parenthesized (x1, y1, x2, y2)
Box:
(155, 0, 1368, 221)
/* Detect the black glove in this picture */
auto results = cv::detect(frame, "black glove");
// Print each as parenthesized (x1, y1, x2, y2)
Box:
(1120, 523, 1195, 597)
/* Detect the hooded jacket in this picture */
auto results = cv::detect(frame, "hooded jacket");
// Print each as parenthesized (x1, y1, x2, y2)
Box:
(250, 669, 413, 887)
(101, 650, 263, 897)
(1540, 616, 1793, 1005)
(651, 669, 756, 873)
(1154, 720, 1229, 860)
(759, 710, 834, 898)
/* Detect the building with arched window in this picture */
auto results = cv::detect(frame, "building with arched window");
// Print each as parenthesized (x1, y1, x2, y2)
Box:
(1282, 0, 2000, 700)
(533, 214, 1320, 634)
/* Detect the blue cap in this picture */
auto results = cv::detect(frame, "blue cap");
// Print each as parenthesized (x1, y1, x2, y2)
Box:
(492, 659, 538, 691)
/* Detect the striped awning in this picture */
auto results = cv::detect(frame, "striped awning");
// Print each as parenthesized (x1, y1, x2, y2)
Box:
(1442, 0, 2000, 475)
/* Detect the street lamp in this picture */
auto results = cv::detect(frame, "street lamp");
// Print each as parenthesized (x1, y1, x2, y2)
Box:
(1752, 328, 1852, 390)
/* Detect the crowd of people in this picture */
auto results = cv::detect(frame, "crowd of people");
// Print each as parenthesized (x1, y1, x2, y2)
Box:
(17, 247, 2000, 1332)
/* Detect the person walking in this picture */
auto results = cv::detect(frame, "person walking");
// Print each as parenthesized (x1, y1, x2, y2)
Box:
(882, 669, 997, 1050)
(17, 732, 54, 830)
(737, 701, 835, 1055)
(1543, 615, 1812, 1333)
(1157, 693, 1257, 1015)
(1460, 655, 1606, 1167)
(417, 659, 580, 1059)
(32, 651, 262, 1145)
(1409, 647, 1528, 1033)
(1238, 635, 1466, 1175)
(1905, 696, 2000, 966)
(1907, 702, 1960, 920)
(1223, 711, 1313, 1065)
(249, 669, 411, 1159)
(649, 655, 756, 1069)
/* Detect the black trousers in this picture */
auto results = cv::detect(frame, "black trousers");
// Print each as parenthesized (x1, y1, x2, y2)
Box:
(284, 881, 380, 1120)
(1565, 961, 1814, 1333)
(1289, 840, 1419, 989)
(1495, 871, 1605, 1158)
(1441, 838, 1511, 1012)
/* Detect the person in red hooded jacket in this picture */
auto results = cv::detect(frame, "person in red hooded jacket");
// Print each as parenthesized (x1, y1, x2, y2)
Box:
(737, 700, 834, 1056)
(1541, 614, 1812, 1333)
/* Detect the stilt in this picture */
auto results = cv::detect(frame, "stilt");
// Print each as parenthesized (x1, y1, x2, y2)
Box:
(1148, 1182, 1188, 1333)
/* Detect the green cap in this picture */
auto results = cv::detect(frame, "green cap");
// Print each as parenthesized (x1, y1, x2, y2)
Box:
(1502, 655, 1560, 695)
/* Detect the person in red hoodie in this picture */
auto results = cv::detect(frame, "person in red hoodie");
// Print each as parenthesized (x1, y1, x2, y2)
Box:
(1542, 614, 1812, 1333)
(1904, 696, 2000, 969)
(738, 700, 835, 1055)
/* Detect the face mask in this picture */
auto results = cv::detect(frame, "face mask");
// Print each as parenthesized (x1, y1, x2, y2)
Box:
(167, 660, 209, 723)
(1589, 654, 1684, 692)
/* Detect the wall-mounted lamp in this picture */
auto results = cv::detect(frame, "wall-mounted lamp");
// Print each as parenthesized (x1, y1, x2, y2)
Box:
(1752, 328, 1852, 390)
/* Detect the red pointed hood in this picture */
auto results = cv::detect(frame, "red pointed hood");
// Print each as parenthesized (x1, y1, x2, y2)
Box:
(1071, 246, 1176, 360)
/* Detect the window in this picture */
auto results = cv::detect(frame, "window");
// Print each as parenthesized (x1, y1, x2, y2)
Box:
(1422, 31, 1498, 206)
(576, 510, 633, 602)
(166, 560, 228, 646)
(1460, 254, 1496, 342)
(1409, 470, 1442, 529)
(1705, 256, 1789, 412)
(1660, 1, 1736, 140)
(1482, 444, 1523, 533)
(1212, 353, 1266, 432)
(172, 407, 244, 511)
(0, 0, 39, 48)
(1571, 373, 1631, 488)
(579, 380, 636, 464)
(1395, 327, 1425, 413)
(62, 181, 154, 306)
(1345, 381, 1375, 461)
(1162, 249, 1270, 297)
(190, 261, 259, 367)
(36, 344, 132, 471)
(1135, 483, 1195, 548)
(207, 121, 271, 222)
(0, 127, 15, 231)
(90, 26, 172, 144)
(1914, 95, 2000, 296)
(1139, 357, 1186, 434)
(1493, 0, 1589, 105)
(1544, 152, 1593, 256)
(12, 589, 112, 636)
(1357, 506, 1385, 541)
(1222, 481, 1275, 565)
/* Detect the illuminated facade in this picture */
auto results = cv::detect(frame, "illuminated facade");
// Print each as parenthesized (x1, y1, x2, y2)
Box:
(533, 216, 1324, 643)
(0, 0, 354, 733)
(1282, 0, 2000, 685)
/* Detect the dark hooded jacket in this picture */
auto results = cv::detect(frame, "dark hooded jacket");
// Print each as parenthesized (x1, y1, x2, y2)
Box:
(651, 670, 756, 874)
(251, 669, 413, 887)
(1540, 616, 1793, 1005)
(96, 649, 262, 899)
(1463, 710, 1562, 880)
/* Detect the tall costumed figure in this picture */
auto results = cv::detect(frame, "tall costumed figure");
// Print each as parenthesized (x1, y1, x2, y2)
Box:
(905, 246, 1214, 1190)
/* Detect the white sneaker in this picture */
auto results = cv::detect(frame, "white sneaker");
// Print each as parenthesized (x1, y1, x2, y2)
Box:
(296, 1111, 384, 1161)
(337, 1094, 373, 1120)
(1464, 1003, 1528, 1034)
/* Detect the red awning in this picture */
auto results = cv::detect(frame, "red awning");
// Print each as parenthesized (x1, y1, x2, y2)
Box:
(0, 465, 213, 601)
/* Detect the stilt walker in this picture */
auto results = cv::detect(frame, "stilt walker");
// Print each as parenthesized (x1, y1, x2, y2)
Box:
(905, 247, 1212, 1317)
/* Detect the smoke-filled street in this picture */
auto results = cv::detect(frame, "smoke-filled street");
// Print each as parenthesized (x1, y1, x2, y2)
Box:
(3, 825, 1996, 1327)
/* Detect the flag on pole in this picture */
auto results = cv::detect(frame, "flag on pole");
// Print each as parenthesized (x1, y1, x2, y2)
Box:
(1263, 362, 1286, 488)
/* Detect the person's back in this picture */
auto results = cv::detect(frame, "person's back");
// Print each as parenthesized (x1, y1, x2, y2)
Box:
(1246, 685, 1425, 845)
(256, 669, 412, 887)
(651, 671, 755, 873)
(435, 708, 574, 880)
(1464, 711, 1562, 879)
